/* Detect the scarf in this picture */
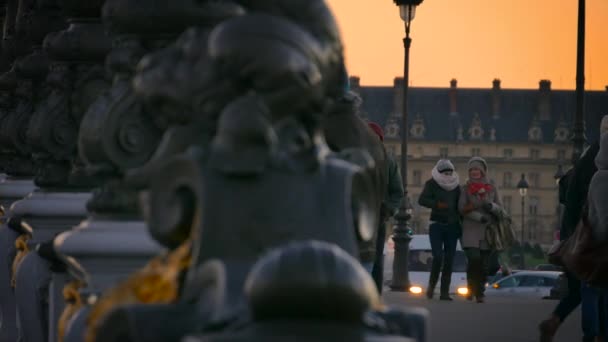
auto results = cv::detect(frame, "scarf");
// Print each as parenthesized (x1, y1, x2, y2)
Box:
(467, 180, 493, 200)
(431, 166, 460, 191)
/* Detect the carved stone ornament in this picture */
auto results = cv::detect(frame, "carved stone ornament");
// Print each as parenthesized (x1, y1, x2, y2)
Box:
(25, 18, 112, 188)
(84, 1, 427, 341)
(76, 0, 252, 216)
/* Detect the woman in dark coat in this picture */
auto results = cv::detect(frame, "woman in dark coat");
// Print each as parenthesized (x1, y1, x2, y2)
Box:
(418, 159, 461, 300)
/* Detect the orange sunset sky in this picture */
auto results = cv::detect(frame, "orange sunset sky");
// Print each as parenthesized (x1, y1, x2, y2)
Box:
(326, 0, 608, 90)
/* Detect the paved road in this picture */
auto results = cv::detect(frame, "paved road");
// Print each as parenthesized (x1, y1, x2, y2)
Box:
(381, 248, 582, 342)
(382, 292, 581, 342)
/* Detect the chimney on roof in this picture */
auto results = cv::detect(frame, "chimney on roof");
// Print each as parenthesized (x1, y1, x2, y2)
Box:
(493, 79, 501, 90)
(449, 79, 458, 115)
(393, 77, 404, 118)
(540, 79, 551, 91)
(348, 76, 361, 94)
(492, 79, 501, 119)
(538, 79, 551, 121)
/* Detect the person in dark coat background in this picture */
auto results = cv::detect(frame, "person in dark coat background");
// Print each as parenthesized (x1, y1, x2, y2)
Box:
(539, 114, 608, 342)
(418, 159, 461, 300)
(368, 122, 404, 294)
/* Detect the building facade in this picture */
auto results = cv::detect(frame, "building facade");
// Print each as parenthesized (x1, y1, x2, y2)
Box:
(352, 77, 608, 246)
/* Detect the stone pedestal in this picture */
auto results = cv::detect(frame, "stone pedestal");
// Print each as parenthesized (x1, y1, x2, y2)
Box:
(0, 177, 34, 342)
(55, 218, 162, 342)
(11, 190, 90, 342)
(11, 191, 91, 242)
(56, 218, 162, 294)
(0, 176, 34, 212)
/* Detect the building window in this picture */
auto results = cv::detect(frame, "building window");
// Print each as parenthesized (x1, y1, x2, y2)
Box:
(503, 149, 513, 159)
(503, 172, 513, 188)
(530, 149, 540, 160)
(472, 148, 481, 157)
(440, 147, 449, 158)
(528, 172, 540, 188)
(557, 149, 566, 161)
(413, 170, 422, 186)
(529, 197, 539, 216)
(502, 195, 512, 214)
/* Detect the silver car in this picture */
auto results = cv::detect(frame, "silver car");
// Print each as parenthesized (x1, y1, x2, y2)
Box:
(485, 271, 563, 299)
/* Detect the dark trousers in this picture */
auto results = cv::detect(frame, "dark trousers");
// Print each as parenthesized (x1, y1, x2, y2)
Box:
(553, 270, 581, 322)
(581, 282, 608, 341)
(464, 247, 491, 298)
(371, 221, 387, 294)
(428, 223, 460, 296)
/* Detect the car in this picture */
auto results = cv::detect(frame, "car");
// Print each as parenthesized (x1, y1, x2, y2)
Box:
(535, 264, 563, 272)
(486, 269, 521, 285)
(484, 270, 563, 299)
(405, 235, 469, 297)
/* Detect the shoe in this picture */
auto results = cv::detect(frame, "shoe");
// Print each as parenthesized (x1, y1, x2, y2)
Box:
(539, 315, 560, 342)
(439, 295, 453, 301)
(466, 294, 473, 301)
(475, 295, 485, 303)
(426, 289, 433, 299)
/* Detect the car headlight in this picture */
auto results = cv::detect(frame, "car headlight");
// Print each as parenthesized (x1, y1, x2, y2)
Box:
(457, 287, 469, 296)
(409, 286, 423, 294)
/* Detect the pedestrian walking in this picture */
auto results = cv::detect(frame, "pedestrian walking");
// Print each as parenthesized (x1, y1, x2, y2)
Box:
(540, 115, 608, 341)
(418, 159, 461, 300)
(368, 122, 404, 294)
(459, 156, 502, 303)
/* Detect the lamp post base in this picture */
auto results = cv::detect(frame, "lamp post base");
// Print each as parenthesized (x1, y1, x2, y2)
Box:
(389, 211, 413, 292)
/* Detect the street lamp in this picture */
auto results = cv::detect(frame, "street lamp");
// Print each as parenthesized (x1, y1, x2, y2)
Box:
(389, 0, 424, 292)
(517, 174, 529, 269)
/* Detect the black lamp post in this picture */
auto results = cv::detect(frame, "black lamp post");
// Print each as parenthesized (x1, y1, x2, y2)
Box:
(517, 174, 529, 269)
(389, 0, 424, 292)
(554, 164, 566, 240)
(572, 0, 587, 164)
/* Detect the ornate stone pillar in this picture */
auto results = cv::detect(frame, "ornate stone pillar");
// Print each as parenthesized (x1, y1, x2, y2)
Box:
(0, 1, 110, 342)
(10, 2, 112, 341)
(82, 2, 429, 341)
(0, 1, 37, 340)
(54, 1, 222, 340)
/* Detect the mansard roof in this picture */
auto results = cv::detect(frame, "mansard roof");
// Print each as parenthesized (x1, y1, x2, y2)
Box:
(357, 84, 608, 144)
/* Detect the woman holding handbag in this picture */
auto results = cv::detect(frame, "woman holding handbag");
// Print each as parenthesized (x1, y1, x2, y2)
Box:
(458, 157, 502, 303)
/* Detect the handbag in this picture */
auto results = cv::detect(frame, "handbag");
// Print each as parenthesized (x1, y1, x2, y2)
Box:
(548, 204, 586, 267)
(553, 211, 608, 287)
(547, 240, 565, 266)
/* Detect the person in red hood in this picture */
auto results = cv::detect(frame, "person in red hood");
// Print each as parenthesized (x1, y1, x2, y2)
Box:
(367, 122, 404, 294)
